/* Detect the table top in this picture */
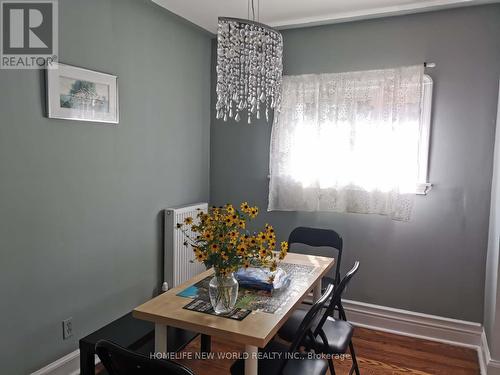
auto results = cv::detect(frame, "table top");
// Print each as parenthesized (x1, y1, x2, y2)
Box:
(133, 253, 334, 348)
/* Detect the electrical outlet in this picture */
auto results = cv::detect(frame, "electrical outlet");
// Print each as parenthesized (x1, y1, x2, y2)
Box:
(62, 318, 73, 340)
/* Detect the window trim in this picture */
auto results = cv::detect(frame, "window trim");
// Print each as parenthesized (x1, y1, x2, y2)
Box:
(416, 74, 433, 195)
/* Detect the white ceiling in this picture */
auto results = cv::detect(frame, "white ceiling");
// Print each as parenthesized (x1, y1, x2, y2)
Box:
(153, 0, 498, 34)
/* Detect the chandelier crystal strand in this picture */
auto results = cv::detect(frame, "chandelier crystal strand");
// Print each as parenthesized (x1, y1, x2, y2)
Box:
(216, 17, 283, 124)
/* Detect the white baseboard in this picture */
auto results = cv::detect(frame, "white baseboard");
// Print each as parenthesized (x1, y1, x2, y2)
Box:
(30, 349, 80, 375)
(30, 349, 98, 375)
(31, 299, 498, 375)
(343, 299, 483, 347)
(480, 329, 500, 375)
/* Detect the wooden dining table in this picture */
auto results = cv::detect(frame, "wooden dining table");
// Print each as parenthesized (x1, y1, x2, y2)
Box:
(133, 252, 335, 375)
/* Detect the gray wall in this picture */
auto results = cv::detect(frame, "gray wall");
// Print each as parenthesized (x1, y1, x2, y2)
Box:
(210, 5, 500, 323)
(484, 86, 500, 355)
(0, 0, 211, 373)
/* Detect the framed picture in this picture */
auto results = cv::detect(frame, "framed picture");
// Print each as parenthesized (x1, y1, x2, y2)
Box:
(46, 63, 119, 124)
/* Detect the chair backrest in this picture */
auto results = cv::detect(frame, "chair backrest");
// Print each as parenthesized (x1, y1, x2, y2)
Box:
(96, 340, 195, 375)
(276, 284, 335, 373)
(288, 227, 343, 286)
(314, 261, 360, 336)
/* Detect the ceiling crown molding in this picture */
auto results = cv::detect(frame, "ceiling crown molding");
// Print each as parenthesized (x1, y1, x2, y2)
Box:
(152, 0, 499, 34)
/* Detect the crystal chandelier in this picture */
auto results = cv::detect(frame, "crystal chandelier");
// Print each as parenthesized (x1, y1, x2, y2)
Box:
(215, 2, 283, 124)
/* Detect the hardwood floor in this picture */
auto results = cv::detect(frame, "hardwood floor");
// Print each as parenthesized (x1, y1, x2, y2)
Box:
(174, 327, 480, 375)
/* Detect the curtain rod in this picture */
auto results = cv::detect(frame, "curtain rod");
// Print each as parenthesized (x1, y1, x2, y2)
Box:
(424, 62, 436, 68)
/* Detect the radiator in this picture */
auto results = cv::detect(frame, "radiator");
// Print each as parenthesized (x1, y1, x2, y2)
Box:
(164, 202, 208, 290)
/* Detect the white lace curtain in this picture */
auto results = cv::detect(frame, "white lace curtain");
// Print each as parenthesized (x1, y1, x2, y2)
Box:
(268, 65, 424, 221)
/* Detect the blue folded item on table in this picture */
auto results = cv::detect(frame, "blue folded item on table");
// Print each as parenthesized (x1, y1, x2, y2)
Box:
(235, 267, 290, 292)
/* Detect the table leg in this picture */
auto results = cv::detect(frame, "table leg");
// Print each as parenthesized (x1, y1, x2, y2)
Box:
(155, 323, 167, 354)
(313, 279, 322, 302)
(79, 342, 95, 375)
(200, 334, 211, 353)
(245, 345, 258, 375)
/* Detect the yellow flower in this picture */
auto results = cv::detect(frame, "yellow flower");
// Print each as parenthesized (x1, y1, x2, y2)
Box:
(247, 236, 258, 247)
(240, 202, 250, 212)
(249, 207, 259, 218)
(236, 244, 247, 255)
(243, 261, 251, 269)
(203, 231, 214, 241)
(194, 250, 207, 262)
(266, 225, 276, 240)
(220, 251, 229, 261)
(210, 243, 220, 252)
(258, 247, 268, 258)
(184, 217, 193, 225)
(257, 232, 267, 242)
(226, 204, 235, 214)
(280, 241, 289, 252)
(229, 231, 239, 245)
(238, 220, 246, 229)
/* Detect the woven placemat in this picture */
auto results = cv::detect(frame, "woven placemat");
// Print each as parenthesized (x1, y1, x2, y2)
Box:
(183, 299, 251, 321)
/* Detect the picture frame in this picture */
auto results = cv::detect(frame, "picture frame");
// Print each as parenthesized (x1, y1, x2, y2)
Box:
(46, 63, 119, 124)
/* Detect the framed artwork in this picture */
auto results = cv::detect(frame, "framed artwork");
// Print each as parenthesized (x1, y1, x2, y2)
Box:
(46, 63, 119, 124)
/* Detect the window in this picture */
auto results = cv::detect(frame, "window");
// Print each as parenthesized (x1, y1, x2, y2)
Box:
(268, 65, 432, 220)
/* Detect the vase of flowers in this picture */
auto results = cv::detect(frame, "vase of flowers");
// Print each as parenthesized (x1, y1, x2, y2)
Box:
(177, 202, 288, 314)
(208, 271, 239, 315)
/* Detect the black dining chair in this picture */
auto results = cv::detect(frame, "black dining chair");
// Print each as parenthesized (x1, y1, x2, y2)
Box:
(95, 339, 196, 375)
(288, 226, 345, 317)
(278, 262, 361, 375)
(289, 227, 343, 288)
(230, 284, 335, 375)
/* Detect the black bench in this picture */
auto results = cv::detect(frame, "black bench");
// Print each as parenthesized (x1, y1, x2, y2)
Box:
(79, 312, 200, 375)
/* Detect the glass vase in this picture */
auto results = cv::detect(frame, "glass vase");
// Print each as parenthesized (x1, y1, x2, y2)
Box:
(209, 272, 239, 314)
